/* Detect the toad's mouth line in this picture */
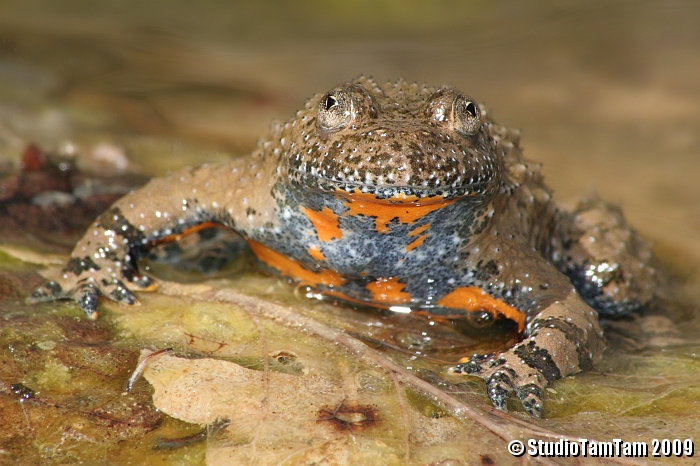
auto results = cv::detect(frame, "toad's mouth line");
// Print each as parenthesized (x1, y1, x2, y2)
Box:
(287, 167, 489, 200)
(333, 187, 460, 205)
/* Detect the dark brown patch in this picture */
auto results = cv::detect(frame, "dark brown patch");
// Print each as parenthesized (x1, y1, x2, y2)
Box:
(55, 344, 136, 378)
(20, 144, 46, 171)
(0, 145, 147, 251)
(513, 340, 562, 383)
(481, 454, 495, 465)
(0, 270, 44, 299)
(317, 401, 380, 432)
(79, 395, 164, 438)
(531, 316, 592, 370)
(55, 316, 113, 345)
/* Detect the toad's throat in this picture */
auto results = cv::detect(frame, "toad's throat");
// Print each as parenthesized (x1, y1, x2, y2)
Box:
(287, 167, 483, 200)
(336, 188, 457, 205)
(334, 189, 459, 234)
(294, 188, 464, 243)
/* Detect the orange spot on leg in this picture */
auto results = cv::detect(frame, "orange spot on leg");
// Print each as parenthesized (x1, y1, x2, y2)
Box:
(438, 286, 526, 332)
(300, 206, 343, 242)
(366, 277, 412, 305)
(150, 222, 223, 246)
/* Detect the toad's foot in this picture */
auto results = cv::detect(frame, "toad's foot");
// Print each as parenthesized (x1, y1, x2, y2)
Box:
(449, 292, 605, 417)
(27, 264, 155, 319)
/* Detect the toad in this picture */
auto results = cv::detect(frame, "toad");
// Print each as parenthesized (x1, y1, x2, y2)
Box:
(30, 77, 657, 417)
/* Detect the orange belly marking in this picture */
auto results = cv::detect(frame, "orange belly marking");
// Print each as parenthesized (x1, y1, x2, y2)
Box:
(408, 223, 431, 237)
(337, 189, 458, 233)
(366, 277, 412, 305)
(248, 240, 346, 288)
(308, 245, 326, 261)
(437, 286, 526, 332)
(406, 222, 431, 251)
(300, 206, 343, 242)
(406, 234, 428, 251)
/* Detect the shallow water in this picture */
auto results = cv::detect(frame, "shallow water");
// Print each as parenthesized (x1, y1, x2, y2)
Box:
(1, 1, 699, 464)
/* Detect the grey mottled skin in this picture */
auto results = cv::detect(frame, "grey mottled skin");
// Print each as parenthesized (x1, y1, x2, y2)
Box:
(30, 76, 657, 417)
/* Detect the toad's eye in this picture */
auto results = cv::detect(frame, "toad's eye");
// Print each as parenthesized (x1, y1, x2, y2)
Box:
(323, 94, 338, 110)
(452, 95, 481, 136)
(426, 89, 481, 137)
(317, 88, 353, 133)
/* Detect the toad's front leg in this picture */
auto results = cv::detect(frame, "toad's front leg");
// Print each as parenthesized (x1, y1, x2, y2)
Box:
(28, 160, 268, 318)
(451, 291, 604, 417)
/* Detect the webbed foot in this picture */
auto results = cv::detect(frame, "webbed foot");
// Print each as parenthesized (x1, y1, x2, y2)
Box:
(451, 350, 548, 417)
(449, 292, 605, 417)
(28, 269, 155, 319)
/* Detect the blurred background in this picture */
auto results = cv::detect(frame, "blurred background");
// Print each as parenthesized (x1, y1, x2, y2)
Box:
(0, 0, 698, 259)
